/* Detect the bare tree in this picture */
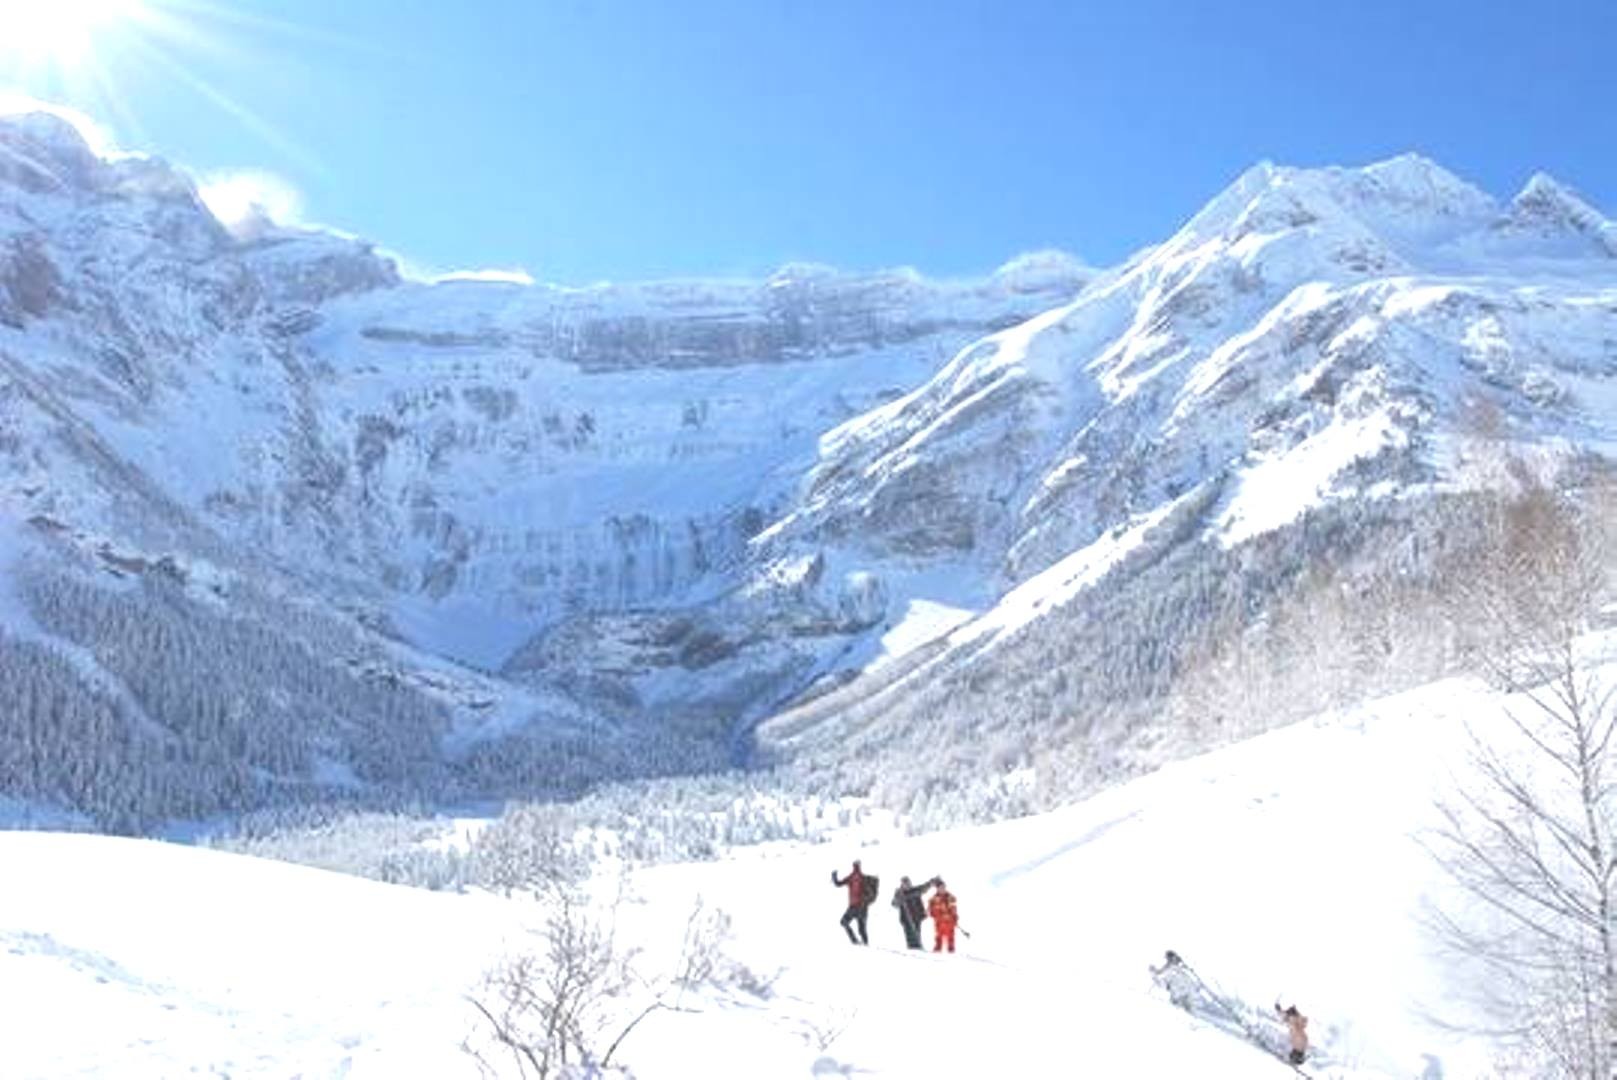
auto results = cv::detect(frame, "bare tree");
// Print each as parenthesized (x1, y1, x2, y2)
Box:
(463, 891, 756, 1079)
(1427, 476, 1617, 1077)
(463, 888, 631, 1079)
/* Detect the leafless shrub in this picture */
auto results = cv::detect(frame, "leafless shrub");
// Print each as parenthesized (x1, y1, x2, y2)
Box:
(463, 892, 763, 1078)
(463, 889, 630, 1079)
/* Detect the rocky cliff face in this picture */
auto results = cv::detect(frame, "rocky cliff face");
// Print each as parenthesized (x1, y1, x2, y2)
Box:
(0, 110, 1091, 682)
(3, 107, 1616, 811)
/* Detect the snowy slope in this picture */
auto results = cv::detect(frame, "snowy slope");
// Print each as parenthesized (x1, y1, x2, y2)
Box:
(0, 673, 1511, 1077)
(766, 155, 1617, 579)
(753, 155, 1617, 763)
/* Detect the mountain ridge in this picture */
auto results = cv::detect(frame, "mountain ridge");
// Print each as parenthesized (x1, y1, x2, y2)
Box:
(1, 102, 1615, 828)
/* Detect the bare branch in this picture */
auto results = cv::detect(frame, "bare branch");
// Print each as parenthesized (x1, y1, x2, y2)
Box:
(1428, 471, 1617, 1076)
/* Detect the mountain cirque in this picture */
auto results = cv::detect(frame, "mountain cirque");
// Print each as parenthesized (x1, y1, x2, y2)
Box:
(1, 107, 1614, 823)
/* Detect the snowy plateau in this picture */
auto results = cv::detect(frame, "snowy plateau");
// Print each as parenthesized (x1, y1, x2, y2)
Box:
(1, 103, 1617, 1077)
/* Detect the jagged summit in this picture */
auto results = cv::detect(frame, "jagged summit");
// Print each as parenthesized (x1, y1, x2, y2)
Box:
(1503, 172, 1617, 256)
(0, 109, 108, 195)
(1354, 152, 1497, 215)
(0, 108, 209, 210)
(1167, 153, 1614, 272)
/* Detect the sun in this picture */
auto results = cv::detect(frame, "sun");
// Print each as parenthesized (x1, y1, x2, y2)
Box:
(0, 0, 148, 69)
(0, 0, 335, 178)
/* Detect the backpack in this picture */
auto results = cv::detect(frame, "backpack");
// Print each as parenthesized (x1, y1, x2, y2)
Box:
(861, 873, 880, 907)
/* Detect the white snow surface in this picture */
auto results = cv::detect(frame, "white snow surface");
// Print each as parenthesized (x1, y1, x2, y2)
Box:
(0, 674, 1508, 1078)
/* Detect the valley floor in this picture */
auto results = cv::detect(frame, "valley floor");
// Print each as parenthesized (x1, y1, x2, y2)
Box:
(0, 676, 1504, 1078)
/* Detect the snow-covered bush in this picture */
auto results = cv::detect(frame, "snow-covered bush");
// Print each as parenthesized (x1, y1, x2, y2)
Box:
(204, 806, 467, 889)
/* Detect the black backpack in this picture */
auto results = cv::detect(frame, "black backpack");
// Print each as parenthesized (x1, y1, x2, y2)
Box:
(861, 873, 880, 907)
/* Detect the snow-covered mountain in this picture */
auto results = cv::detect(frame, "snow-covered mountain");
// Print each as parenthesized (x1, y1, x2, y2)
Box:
(0, 108, 1097, 824)
(749, 154, 1617, 788)
(0, 110, 1090, 657)
(767, 155, 1617, 575)
(2, 103, 1616, 827)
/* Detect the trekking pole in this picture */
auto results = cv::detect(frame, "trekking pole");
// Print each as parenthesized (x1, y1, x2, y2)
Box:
(957, 926, 972, 939)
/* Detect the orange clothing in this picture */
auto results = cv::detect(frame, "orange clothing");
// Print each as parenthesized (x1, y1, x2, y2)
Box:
(928, 889, 957, 928)
(933, 922, 956, 952)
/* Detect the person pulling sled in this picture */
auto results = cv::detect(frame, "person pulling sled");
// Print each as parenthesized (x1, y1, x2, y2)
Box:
(1148, 951, 1317, 1069)
(1275, 1002, 1309, 1066)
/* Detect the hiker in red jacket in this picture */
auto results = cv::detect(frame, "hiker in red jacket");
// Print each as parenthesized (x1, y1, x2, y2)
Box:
(831, 860, 872, 945)
(927, 878, 959, 953)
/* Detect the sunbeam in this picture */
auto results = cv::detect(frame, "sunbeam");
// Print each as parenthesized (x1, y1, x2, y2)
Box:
(0, 0, 347, 177)
(121, 30, 328, 175)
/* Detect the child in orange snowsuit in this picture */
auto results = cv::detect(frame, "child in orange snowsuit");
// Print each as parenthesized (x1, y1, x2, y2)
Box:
(928, 879, 958, 953)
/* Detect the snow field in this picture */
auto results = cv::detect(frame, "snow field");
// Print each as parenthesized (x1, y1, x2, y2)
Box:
(0, 835, 515, 1078)
(628, 678, 1491, 1078)
(0, 674, 1516, 1077)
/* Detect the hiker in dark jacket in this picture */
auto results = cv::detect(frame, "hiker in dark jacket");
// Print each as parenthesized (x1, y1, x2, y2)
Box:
(891, 875, 932, 949)
(831, 860, 871, 945)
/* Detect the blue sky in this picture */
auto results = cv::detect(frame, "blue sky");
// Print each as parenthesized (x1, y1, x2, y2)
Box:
(10, 0, 1616, 283)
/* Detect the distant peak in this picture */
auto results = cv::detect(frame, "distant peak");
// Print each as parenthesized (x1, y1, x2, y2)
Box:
(766, 261, 845, 286)
(1172, 153, 1500, 254)
(0, 104, 103, 158)
(993, 249, 1090, 280)
(1334, 153, 1496, 217)
(1519, 170, 1573, 197)
(1513, 171, 1602, 216)
(1361, 151, 1460, 187)
(0, 108, 102, 194)
(1506, 172, 1617, 255)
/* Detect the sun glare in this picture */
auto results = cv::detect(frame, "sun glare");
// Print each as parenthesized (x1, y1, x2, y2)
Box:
(0, 0, 146, 67)
(0, 0, 339, 183)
